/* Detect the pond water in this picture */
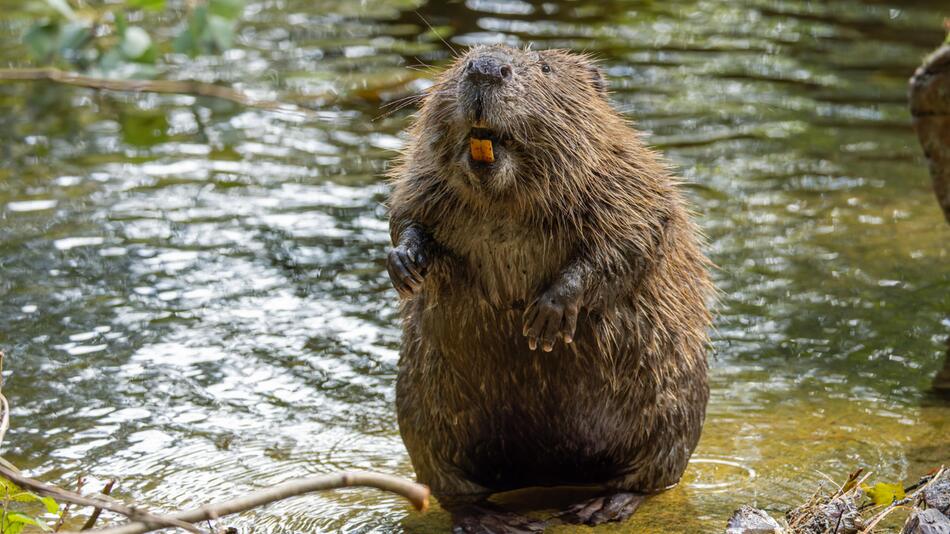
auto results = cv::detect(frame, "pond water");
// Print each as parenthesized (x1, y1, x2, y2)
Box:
(1, 0, 948, 532)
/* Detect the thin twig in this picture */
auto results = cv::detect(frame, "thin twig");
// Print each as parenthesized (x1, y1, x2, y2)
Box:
(0, 462, 203, 534)
(71, 471, 430, 534)
(54, 476, 86, 532)
(0, 68, 317, 119)
(81, 480, 116, 531)
(858, 498, 913, 533)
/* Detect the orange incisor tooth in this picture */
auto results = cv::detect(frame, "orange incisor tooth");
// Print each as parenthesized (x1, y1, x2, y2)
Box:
(470, 138, 483, 161)
(469, 138, 495, 163)
(480, 139, 494, 162)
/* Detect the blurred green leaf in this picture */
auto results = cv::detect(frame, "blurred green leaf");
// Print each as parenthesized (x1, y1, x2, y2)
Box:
(0, 477, 61, 532)
(44, 0, 78, 21)
(98, 47, 122, 71)
(114, 11, 127, 35)
(58, 22, 91, 52)
(120, 26, 154, 62)
(173, 3, 240, 57)
(23, 22, 59, 61)
(128, 0, 166, 11)
(40, 496, 59, 515)
(0, 476, 21, 495)
(6, 513, 39, 526)
(2, 511, 43, 534)
(206, 15, 235, 50)
(20, 0, 245, 70)
(172, 29, 195, 56)
(9, 491, 41, 503)
(208, 0, 244, 20)
(15, 511, 49, 531)
(0, 518, 26, 534)
(173, 4, 206, 57)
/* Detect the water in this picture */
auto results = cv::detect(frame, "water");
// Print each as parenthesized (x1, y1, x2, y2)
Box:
(1, 0, 948, 532)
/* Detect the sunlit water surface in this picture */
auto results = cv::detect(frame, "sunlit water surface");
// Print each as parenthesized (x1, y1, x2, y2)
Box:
(0, 0, 948, 532)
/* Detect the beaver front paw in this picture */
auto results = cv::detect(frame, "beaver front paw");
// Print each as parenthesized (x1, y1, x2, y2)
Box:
(387, 242, 430, 297)
(452, 503, 546, 534)
(558, 492, 645, 526)
(522, 280, 583, 352)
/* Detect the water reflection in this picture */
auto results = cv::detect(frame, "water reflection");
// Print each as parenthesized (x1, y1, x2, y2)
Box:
(0, 0, 948, 532)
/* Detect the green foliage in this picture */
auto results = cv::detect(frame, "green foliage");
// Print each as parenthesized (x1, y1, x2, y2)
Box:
(0, 475, 60, 533)
(21, 0, 245, 75)
(128, 0, 167, 11)
(173, 0, 245, 57)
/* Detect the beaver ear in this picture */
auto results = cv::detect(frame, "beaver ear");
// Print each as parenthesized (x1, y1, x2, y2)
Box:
(589, 66, 607, 94)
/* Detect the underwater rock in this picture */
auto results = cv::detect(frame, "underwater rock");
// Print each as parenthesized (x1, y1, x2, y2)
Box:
(725, 505, 783, 534)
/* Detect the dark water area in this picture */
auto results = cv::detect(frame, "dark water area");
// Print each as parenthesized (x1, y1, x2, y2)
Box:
(0, 0, 948, 532)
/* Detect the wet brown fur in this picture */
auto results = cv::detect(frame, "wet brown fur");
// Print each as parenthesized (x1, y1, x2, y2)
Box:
(388, 45, 715, 506)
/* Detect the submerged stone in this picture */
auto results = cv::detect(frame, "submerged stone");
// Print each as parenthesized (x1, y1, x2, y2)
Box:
(725, 505, 783, 534)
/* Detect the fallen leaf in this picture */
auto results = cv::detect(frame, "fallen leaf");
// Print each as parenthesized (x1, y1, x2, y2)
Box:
(861, 482, 906, 505)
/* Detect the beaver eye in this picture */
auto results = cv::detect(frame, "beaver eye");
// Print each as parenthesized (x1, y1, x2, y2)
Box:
(540, 63, 551, 74)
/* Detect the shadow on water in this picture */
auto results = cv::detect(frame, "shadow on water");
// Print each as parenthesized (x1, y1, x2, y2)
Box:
(0, 0, 948, 532)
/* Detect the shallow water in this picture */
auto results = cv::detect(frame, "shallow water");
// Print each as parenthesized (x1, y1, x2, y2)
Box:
(0, 0, 948, 532)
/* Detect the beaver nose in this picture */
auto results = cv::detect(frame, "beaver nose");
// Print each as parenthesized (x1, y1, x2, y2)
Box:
(467, 56, 513, 84)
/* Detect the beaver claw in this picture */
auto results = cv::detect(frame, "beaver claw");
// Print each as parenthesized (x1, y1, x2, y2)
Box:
(522, 278, 583, 352)
(387, 226, 433, 297)
(452, 505, 546, 534)
(387, 243, 429, 297)
(558, 492, 645, 526)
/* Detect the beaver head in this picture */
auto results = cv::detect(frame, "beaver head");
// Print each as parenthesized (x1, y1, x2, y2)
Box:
(410, 45, 626, 200)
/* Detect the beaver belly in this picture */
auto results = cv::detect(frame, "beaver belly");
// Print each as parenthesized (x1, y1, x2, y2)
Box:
(460, 404, 633, 490)
(418, 305, 639, 490)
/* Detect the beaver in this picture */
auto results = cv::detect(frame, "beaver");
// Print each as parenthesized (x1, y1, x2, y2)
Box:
(386, 44, 714, 532)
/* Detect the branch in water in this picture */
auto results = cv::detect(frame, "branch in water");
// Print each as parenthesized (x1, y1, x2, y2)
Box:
(81, 480, 116, 531)
(69, 471, 430, 534)
(0, 68, 319, 118)
(0, 462, 203, 533)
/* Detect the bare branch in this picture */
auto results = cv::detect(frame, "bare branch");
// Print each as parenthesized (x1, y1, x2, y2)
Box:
(0, 462, 203, 533)
(81, 480, 116, 531)
(54, 476, 86, 532)
(0, 68, 318, 119)
(72, 471, 430, 534)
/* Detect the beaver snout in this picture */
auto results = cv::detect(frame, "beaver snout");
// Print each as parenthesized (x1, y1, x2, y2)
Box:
(466, 55, 513, 84)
